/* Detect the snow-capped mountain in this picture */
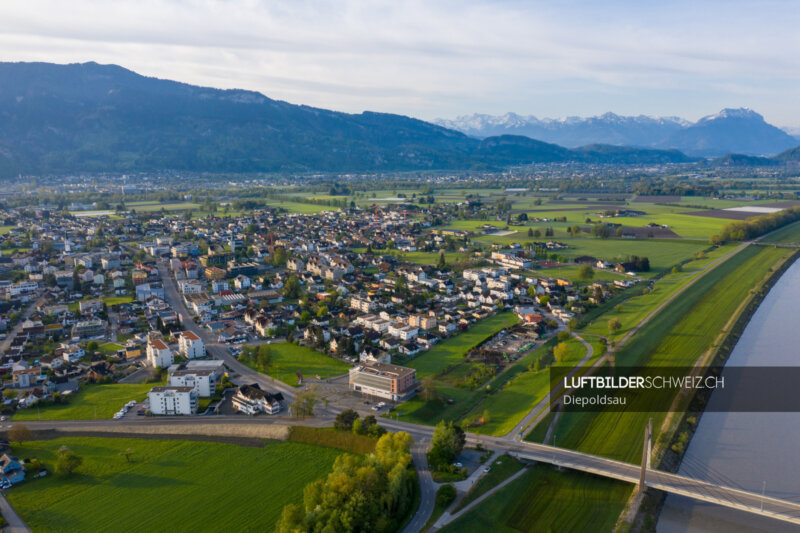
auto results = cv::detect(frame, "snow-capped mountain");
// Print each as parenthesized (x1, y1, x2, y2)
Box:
(435, 108, 797, 157)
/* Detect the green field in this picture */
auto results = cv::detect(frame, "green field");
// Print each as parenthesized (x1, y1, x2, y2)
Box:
(263, 199, 338, 214)
(503, 245, 795, 532)
(407, 312, 519, 378)
(465, 338, 590, 437)
(759, 220, 800, 243)
(397, 251, 473, 265)
(102, 295, 134, 306)
(440, 464, 629, 533)
(0, 226, 13, 235)
(13, 383, 156, 421)
(240, 342, 351, 385)
(454, 455, 526, 512)
(8, 437, 343, 533)
(97, 342, 124, 355)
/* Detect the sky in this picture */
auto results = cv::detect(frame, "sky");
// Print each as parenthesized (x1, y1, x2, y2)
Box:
(1, 0, 799, 128)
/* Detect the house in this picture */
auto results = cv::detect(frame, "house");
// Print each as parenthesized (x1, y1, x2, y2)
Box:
(61, 343, 85, 363)
(178, 331, 205, 359)
(78, 299, 103, 314)
(148, 386, 198, 415)
(360, 346, 391, 365)
(349, 362, 417, 401)
(0, 453, 26, 486)
(231, 384, 284, 415)
(146, 339, 174, 368)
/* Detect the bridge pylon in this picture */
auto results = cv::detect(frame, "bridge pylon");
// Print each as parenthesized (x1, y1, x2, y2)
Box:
(638, 417, 653, 495)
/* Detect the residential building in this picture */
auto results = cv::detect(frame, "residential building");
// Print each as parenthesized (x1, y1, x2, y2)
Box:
(148, 386, 198, 415)
(231, 384, 284, 415)
(168, 368, 218, 397)
(146, 339, 174, 368)
(178, 331, 205, 359)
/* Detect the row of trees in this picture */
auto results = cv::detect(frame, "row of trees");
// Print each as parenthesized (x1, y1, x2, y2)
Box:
(711, 206, 800, 244)
(276, 432, 415, 533)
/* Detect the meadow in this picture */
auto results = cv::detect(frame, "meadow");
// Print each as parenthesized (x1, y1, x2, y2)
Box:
(13, 383, 157, 421)
(239, 342, 351, 385)
(440, 464, 629, 533)
(406, 312, 519, 378)
(8, 437, 343, 533)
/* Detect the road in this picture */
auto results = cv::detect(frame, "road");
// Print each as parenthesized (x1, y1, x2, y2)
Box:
(0, 493, 31, 533)
(401, 440, 435, 533)
(156, 261, 297, 402)
(0, 296, 43, 354)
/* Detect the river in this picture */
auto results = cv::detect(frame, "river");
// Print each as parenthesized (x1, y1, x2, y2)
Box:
(658, 257, 800, 532)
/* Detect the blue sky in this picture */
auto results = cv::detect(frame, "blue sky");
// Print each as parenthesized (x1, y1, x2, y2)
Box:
(1, 0, 799, 128)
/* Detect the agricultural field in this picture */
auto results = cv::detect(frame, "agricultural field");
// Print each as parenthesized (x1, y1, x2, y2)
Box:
(239, 342, 351, 385)
(7, 437, 343, 533)
(407, 312, 519, 378)
(262, 199, 340, 214)
(440, 464, 629, 533)
(397, 251, 474, 265)
(513, 245, 795, 532)
(12, 383, 158, 421)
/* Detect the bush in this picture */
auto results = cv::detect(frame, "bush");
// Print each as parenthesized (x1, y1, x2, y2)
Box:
(436, 484, 457, 508)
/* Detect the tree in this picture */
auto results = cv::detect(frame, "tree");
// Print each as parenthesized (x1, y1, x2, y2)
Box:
(8, 423, 32, 444)
(436, 484, 457, 507)
(283, 275, 301, 299)
(578, 265, 595, 282)
(420, 376, 438, 402)
(554, 342, 569, 362)
(119, 447, 135, 463)
(427, 421, 466, 471)
(437, 250, 447, 270)
(335, 409, 360, 431)
(55, 447, 83, 476)
(290, 387, 318, 418)
(608, 317, 622, 335)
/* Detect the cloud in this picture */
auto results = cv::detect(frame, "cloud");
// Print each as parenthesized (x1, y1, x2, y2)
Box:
(1, 0, 798, 124)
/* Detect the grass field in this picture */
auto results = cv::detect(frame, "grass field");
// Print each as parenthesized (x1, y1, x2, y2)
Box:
(407, 313, 519, 378)
(760, 221, 800, 243)
(240, 342, 351, 386)
(102, 295, 134, 306)
(263, 199, 338, 214)
(97, 342, 124, 355)
(440, 464, 629, 533)
(0, 226, 13, 235)
(8, 437, 343, 533)
(12, 383, 156, 421)
(453, 455, 526, 512)
(465, 338, 589, 436)
(397, 251, 473, 265)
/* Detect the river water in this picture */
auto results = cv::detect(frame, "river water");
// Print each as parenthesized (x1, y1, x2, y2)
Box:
(657, 257, 800, 532)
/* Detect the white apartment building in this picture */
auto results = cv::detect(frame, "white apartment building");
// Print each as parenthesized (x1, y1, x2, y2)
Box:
(178, 331, 205, 359)
(146, 339, 174, 368)
(148, 386, 198, 415)
(168, 368, 218, 397)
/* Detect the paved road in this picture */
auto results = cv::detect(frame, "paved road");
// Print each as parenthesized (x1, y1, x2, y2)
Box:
(0, 493, 31, 533)
(0, 296, 43, 354)
(402, 439, 435, 533)
(157, 261, 297, 402)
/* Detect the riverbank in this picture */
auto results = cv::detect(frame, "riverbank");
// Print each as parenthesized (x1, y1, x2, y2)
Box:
(626, 247, 800, 532)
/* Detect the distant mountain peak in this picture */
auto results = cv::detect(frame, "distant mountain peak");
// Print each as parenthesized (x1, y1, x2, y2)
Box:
(700, 107, 763, 122)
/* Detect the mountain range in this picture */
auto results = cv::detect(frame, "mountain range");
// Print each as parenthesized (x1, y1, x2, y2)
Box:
(436, 109, 799, 157)
(0, 61, 797, 177)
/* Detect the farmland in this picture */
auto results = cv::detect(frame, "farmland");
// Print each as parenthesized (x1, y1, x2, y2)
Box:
(239, 342, 351, 385)
(7, 437, 343, 533)
(12, 383, 157, 421)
